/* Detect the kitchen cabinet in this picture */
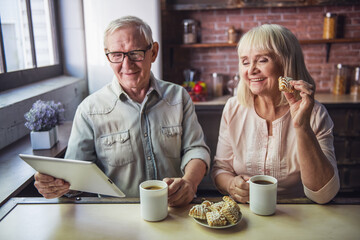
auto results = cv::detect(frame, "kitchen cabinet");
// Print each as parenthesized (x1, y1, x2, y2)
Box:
(195, 94, 360, 196)
(195, 104, 224, 191)
(326, 104, 360, 194)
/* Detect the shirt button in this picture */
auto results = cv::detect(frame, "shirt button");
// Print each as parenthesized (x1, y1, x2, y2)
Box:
(147, 156, 151, 160)
(144, 133, 148, 137)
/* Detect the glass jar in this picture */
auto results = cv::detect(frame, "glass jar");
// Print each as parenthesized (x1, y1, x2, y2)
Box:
(323, 12, 337, 39)
(227, 26, 237, 44)
(332, 63, 350, 95)
(227, 73, 240, 96)
(211, 73, 223, 98)
(350, 67, 360, 96)
(183, 19, 197, 44)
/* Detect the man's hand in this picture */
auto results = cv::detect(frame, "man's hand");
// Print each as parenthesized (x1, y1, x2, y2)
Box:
(34, 172, 70, 199)
(163, 158, 207, 207)
(163, 177, 196, 207)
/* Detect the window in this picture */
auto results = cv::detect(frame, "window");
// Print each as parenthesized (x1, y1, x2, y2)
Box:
(0, 0, 62, 91)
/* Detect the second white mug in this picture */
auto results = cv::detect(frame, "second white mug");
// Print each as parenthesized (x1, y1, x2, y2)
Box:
(249, 175, 278, 216)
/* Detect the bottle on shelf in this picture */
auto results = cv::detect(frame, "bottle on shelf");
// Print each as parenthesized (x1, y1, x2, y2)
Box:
(227, 26, 237, 44)
(211, 73, 224, 98)
(350, 67, 360, 96)
(323, 12, 337, 39)
(183, 19, 198, 44)
(332, 63, 351, 95)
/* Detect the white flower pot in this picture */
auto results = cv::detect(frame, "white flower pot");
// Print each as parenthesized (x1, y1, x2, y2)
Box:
(30, 126, 58, 150)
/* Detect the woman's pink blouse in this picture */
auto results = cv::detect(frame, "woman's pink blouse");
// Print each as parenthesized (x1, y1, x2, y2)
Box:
(211, 97, 340, 204)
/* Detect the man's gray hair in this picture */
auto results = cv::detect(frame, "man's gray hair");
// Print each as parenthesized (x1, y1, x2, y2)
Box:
(104, 16, 153, 49)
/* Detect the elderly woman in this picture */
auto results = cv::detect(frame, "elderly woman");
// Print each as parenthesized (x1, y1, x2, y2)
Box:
(212, 24, 340, 204)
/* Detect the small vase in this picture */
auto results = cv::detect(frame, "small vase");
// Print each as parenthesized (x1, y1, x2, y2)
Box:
(30, 126, 58, 150)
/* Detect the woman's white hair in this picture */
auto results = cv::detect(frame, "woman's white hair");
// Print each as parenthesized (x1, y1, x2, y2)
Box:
(103, 16, 153, 50)
(236, 24, 315, 107)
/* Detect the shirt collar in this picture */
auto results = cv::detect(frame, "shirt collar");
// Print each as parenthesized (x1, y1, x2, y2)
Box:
(111, 72, 162, 100)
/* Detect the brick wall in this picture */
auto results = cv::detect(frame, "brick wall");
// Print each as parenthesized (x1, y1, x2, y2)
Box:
(161, 5, 360, 93)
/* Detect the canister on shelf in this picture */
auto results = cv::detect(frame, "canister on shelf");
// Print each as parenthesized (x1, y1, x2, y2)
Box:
(227, 26, 237, 44)
(350, 67, 360, 96)
(183, 19, 198, 44)
(211, 73, 223, 97)
(323, 12, 337, 39)
(227, 73, 239, 96)
(332, 63, 351, 95)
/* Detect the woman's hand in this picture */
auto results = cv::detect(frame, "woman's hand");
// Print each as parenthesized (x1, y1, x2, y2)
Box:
(227, 175, 250, 203)
(284, 80, 315, 129)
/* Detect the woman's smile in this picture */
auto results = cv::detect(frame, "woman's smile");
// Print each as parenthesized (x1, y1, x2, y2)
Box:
(250, 78, 266, 82)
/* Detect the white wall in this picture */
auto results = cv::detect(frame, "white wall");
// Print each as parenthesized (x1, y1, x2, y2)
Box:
(83, 0, 162, 93)
(59, 0, 88, 81)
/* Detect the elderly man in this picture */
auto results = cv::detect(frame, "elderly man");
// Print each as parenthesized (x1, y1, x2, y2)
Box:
(34, 16, 210, 206)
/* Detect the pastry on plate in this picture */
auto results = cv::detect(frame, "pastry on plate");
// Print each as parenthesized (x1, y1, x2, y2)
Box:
(221, 202, 240, 224)
(189, 204, 211, 220)
(201, 200, 213, 208)
(206, 210, 227, 227)
(210, 201, 225, 212)
(189, 196, 241, 227)
(223, 196, 240, 211)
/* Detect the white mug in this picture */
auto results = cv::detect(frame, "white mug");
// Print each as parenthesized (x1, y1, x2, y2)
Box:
(139, 180, 168, 221)
(249, 175, 278, 216)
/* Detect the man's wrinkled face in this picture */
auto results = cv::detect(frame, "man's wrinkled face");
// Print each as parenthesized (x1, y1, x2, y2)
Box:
(105, 26, 158, 92)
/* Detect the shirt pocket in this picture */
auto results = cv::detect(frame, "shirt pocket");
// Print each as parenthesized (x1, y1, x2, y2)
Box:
(160, 125, 182, 158)
(100, 130, 134, 167)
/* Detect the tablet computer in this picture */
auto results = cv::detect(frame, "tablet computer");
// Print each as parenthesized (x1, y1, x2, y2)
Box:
(19, 154, 125, 198)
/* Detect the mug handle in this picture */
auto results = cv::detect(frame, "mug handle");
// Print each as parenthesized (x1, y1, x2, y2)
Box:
(246, 180, 250, 203)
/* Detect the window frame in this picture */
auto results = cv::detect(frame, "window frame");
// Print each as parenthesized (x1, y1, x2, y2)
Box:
(0, 0, 63, 92)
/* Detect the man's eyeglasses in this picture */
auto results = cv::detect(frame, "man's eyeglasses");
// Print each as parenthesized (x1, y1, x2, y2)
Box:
(106, 44, 152, 63)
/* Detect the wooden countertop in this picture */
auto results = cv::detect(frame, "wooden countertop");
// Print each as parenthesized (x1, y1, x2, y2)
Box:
(315, 93, 360, 105)
(0, 197, 359, 239)
(194, 93, 360, 107)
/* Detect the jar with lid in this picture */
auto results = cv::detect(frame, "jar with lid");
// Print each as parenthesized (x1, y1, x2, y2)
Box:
(227, 26, 237, 44)
(323, 12, 337, 39)
(350, 67, 360, 96)
(332, 63, 351, 95)
(183, 19, 197, 44)
(227, 73, 240, 96)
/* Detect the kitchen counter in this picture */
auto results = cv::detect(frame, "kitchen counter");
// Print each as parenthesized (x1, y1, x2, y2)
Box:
(1, 197, 359, 240)
(315, 93, 360, 104)
(194, 93, 360, 107)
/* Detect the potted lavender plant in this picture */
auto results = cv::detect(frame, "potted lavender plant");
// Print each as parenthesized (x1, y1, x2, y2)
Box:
(24, 100, 64, 150)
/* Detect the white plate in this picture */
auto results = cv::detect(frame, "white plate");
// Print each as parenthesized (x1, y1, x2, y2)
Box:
(192, 212, 243, 229)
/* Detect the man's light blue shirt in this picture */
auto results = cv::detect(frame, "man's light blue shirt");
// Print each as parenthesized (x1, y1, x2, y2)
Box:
(65, 73, 210, 197)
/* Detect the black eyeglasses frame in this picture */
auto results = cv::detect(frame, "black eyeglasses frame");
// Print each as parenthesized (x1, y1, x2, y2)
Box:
(105, 44, 153, 63)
